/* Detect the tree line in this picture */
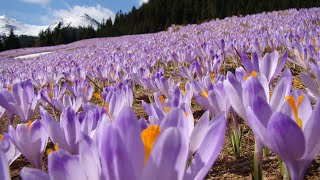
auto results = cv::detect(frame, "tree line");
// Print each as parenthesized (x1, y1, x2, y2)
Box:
(1, 0, 319, 52)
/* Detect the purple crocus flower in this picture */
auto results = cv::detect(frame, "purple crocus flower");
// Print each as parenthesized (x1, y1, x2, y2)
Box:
(78, 104, 109, 138)
(40, 83, 66, 110)
(0, 80, 37, 122)
(65, 80, 93, 103)
(154, 75, 175, 98)
(9, 120, 48, 169)
(46, 71, 63, 86)
(41, 107, 81, 154)
(288, 43, 310, 69)
(61, 95, 83, 112)
(225, 69, 292, 120)
(101, 82, 133, 120)
(193, 76, 230, 117)
(246, 92, 320, 180)
(174, 62, 198, 81)
(241, 50, 288, 84)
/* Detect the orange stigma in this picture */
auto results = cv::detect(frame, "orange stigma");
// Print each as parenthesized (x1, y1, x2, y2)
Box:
(285, 95, 304, 128)
(141, 125, 160, 165)
(27, 120, 32, 129)
(244, 71, 257, 80)
(200, 89, 209, 98)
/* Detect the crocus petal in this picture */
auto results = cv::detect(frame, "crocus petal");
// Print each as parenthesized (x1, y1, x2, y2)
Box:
(160, 108, 189, 138)
(40, 108, 69, 152)
(143, 128, 188, 180)
(0, 151, 10, 180)
(298, 94, 312, 127)
(0, 133, 21, 165)
(184, 113, 226, 180)
(303, 100, 320, 159)
(20, 167, 49, 180)
(267, 51, 279, 81)
(242, 76, 267, 109)
(60, 107, 81, 154)
(268, 112, 305, 162)
(115, 106, 144, 178)
(48, 150, 87, 180)
(224, 72, 246, 120)
(246, 98, 272, 147)
(272, 50, 288, 81)
(259, 53, 273, 81)
(99, 124, 136, 180)
(300, 72, 319, 98)
(190, 111, 209, 153)
(241, 53, 254, 73)
(270, 72, 292, 112)
(79, 134, 101, 180)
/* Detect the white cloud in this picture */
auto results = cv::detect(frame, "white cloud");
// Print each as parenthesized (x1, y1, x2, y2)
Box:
(21, 0, 51, 6)
(138, 0, 149, 6)
(40, 5, 115, 25)
(52, 5, 115, 23)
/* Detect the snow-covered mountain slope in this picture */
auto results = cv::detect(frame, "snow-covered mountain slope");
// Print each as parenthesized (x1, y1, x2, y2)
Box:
(48, 13, 100, 30)
(0, 16, 48, 36)
(0, 13, 101, 37)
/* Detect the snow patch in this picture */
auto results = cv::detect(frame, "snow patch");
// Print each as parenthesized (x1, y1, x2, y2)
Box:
(14, 52, 52, 59)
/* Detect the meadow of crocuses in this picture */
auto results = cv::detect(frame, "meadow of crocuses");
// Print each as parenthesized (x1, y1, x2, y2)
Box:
(0, 7, 319, 180)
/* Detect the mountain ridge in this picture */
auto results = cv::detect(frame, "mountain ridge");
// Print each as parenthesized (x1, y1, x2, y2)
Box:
(0, 14, 101, 37)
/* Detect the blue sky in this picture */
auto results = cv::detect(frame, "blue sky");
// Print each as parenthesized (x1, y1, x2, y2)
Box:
(1, 0, 148, 25)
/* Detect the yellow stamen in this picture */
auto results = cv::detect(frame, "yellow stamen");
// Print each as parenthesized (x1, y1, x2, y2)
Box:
(312, 37, 317, 45)
(0, 134, 3, 142)
(84, 87, 87, 93)
(289, 49, 295, 57)
(94, 93, 102, 101)
(46, 143, 59, 156)
(200, 89, 209, 98)
(54, 143, 59, 151)
(7, 85, 12, 92)
(164, 107, 171, 113)
(179, 83, 185, 95)
(48, 83, 53, 100)
(210, 73, 215, 84)
(27, 120, 32, 129)
(46, 149, 53, 155)
(104, 103, 109, 113)
(244, 71, 257, 80)
(159, 95, 165, 104)
(185, 112, 189, 117)
(141, 125, 161, 164)
(285, 95, 304, 128)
